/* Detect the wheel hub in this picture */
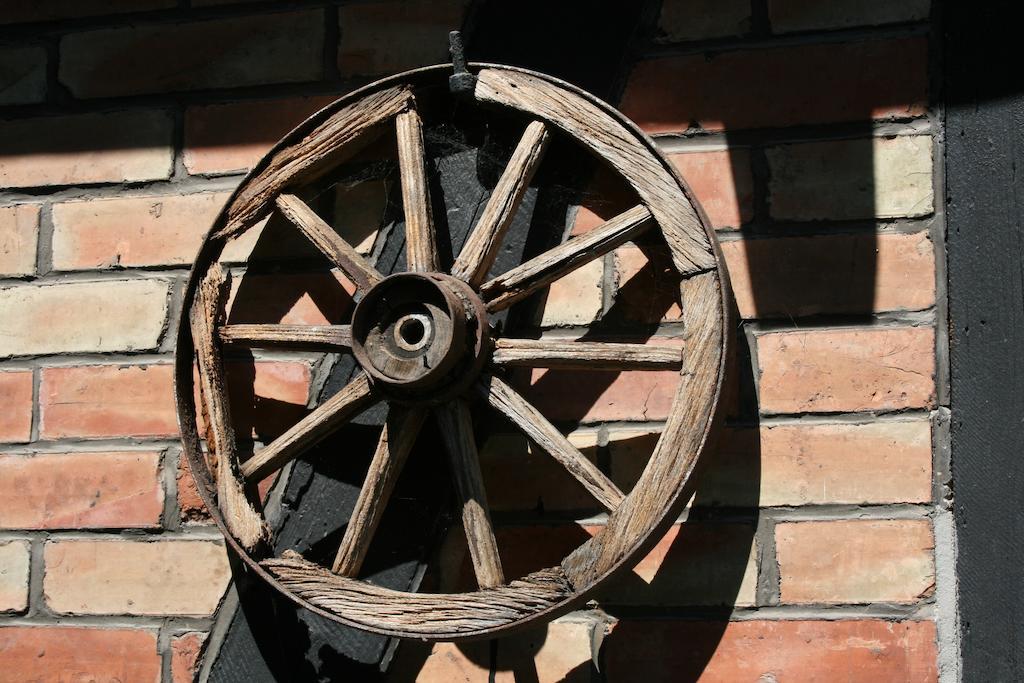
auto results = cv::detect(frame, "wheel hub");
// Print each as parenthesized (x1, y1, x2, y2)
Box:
(350, 272, 489, 401)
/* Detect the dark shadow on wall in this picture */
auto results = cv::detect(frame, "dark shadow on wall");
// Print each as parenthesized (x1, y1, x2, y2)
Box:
(0, 0, 912, 680)
(186, 0, 893, 679)
(436, 0, 893, 680)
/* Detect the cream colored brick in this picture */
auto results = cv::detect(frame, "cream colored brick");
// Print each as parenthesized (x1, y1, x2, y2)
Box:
(0, 205, 39, 277)
(698, 420, 934, 507)
(44, 539, 230, 616)
(777, 520, 935, 604)
(0, 280, 169, 357)
(51, 192, 233, 270)
(539, 259, 604, 326)
(758, 420, 932, 505)
(0, 539, 30, 612)
(767, 136, 933, 220)
(503, 619, 594, 681)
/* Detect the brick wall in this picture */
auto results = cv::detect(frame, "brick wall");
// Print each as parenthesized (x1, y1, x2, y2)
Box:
(0, 1, 949, 681)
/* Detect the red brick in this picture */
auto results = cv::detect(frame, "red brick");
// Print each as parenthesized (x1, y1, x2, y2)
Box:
(178, 457, 211, 524)
(622, 38, 927, 133)
(217, 360, 312, 440)
(777, 520, 935, 603)
(59, 11, 325, 98)
(668, 149, 753, 229)
(51, 192, 237, 270)
(44, 539, 230, 615)
(440, 525, 596, 591)
(604, 523, 757, 606)
(337, 0, 469, 77)
(171, 632, 207, 683)
(0, 451, 163, 529)
(0, 280, 170, 358)
(40, 364, 177, 440)
(40, 361, 310, 440)
(0, 204, 40, 277)
(227, 270, 356, 326)
(722, 231, 936, 319)
(757, 326, 935, 413)
(604, 619, 937, 682)
(770, 0, 931, 33)
(0, 371, 32, 443)
(392, 640, 491, 681)
(492, 525, 596, 586)
(0, 1, 174, 25)
(0, 45, 47, 105)
(0, 540, 30, 613)
(517, 340, 683, 423)
(479, 431, 602, 513)
(0, 111, 173, 188)
(0, 626, 161, 682)
(656, 0, 751, 42)
(178, 455, 272, 524)
(184, 95, 337, 175)
(403, 620, 594, 682)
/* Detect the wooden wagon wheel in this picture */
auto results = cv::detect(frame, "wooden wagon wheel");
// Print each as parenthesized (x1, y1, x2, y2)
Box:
(175, 63, 729, 641)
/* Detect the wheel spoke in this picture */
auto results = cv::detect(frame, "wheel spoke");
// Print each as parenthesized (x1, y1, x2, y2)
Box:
(241, 373, 378, 482)
(396, 109, 438, 272)
(475, 375, 625, 511)
(191, 265, 266, 549)
(275, 194, 384, 291)
(451, 121, 550, 286)
(481, 204, 653, 312)
(333, 406, 427, 576)
(220, 324, 352, 351)
(492, 338, 683, 370)
(435, 399, 504, 589)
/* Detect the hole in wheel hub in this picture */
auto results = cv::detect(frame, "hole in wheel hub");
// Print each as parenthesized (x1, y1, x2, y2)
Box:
(351, 272, 489, 400)
(394, 313, 431, 351)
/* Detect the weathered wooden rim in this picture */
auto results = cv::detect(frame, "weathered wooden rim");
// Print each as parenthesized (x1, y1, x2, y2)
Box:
(174, 62, 731, 641)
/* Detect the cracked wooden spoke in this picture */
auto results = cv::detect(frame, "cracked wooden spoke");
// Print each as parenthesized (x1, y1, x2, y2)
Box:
(451, 121, 550, 286)
(220, 324, 352, 351)
(191, 265, 266, 549)
(241, 373, 378, 483)
(492, 338, 683, 370)
(396, 109, 438, 272)
(476, 375, 625, 511)
(481, 204, 653, 312)
(276, 194, 384, 290)
(435, 399, 504, 589)
(333, 406, 427, 577)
